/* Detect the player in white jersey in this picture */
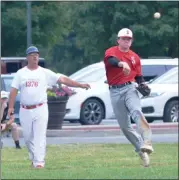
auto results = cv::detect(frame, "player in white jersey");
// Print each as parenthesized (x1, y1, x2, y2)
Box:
(8, 46, 90, 169)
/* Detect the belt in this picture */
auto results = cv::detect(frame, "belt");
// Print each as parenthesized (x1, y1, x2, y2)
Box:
(21, 103, 44, 109)
(109, 81, 132, 89)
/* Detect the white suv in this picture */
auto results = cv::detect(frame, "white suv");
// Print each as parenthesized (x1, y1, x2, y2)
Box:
(70, 58, 178, 83)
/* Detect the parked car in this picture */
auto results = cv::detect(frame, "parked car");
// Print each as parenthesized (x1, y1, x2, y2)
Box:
(140, 58, 178, 82)
(70, 58, 178, 82)
(1, 74, 20, 124)
(1, 57, 45, 74)
(65, 67, 113, 125)
(141, 67, 178, 123)
(65, 58, 178, 125)
(69, 62, 103, 80)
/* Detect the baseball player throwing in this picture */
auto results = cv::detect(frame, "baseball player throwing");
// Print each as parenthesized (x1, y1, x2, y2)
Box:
(8, 46, 90, 169)
(103, 28, 153, 167)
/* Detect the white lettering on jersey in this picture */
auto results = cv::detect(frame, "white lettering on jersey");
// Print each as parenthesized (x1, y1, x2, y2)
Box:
(131, 56, 136, 64)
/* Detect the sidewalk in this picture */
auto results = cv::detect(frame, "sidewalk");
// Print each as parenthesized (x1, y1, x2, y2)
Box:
(17, 122, 178, 137)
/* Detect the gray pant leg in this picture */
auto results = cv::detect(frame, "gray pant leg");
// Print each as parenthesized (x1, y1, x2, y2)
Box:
(110, 87, 143, 152)
(125, 85, 152, 143)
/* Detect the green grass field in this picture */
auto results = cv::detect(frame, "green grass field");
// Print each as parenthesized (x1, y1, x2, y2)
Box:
(1, 143, 178, 179)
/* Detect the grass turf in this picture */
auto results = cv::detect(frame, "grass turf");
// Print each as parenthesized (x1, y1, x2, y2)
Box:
(1, 143, 178, 179)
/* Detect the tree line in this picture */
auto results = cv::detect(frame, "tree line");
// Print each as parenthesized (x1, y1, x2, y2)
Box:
(1, 1, 178, 75)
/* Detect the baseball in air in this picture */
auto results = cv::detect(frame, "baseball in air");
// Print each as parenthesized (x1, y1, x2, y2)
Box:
(154, 12, 161, 19)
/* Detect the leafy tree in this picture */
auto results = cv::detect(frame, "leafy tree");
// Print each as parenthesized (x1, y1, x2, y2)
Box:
(1, 1, 178, 75)
(1, 1, 71, 57)
(51, 1, 178, 74)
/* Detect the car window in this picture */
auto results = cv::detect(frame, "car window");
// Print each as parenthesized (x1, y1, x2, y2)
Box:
(6, 63, 22, 73)
(165, 65, 177, 71)
(39, 61, 45, 68)
(152, 69, 178, 84)
(3, 77, 13, 92)
(69, 64, 102, 79)
(70, 67, 90, 79)
(77, 68, 105, 82)
(70, 67, 102, 80)
(142, 65, 166, 81)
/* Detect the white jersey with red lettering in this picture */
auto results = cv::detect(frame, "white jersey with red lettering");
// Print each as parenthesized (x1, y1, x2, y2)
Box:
(11, 66, 60, 106)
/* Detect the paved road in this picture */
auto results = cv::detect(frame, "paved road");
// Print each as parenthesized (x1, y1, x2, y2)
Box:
(2, 133, 178, 148)
(64, 119, 163, 126)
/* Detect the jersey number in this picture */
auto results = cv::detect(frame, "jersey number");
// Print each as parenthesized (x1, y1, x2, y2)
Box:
(26, 81, 38, 87)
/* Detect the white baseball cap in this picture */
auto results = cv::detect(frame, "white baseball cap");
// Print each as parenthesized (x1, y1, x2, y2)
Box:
(1, 91, 9, 99)
(117, 28, 133, 38)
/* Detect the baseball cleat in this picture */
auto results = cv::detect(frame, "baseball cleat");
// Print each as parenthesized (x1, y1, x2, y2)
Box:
(139, 151, 150, 167)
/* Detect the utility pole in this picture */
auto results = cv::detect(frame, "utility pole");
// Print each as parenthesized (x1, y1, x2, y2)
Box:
(26, 1, 32, 48)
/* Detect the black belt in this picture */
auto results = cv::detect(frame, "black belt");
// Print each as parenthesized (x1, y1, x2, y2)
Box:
(109, 82, 132, 89)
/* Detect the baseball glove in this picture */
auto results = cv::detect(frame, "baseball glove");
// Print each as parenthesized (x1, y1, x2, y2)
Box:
(136, 83, 151, 97)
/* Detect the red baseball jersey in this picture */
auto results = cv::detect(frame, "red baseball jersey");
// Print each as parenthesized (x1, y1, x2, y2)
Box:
(104, 46, 142, 85)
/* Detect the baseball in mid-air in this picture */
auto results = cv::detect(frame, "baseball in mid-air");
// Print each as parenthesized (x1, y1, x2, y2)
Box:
(154, 12, 161, 19)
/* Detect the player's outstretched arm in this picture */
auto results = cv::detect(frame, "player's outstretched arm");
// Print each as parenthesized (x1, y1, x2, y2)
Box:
(58, 76, 90, 90)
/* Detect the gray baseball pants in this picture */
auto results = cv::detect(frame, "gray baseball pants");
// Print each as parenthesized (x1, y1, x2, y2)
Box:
(110, 83, 152, 152)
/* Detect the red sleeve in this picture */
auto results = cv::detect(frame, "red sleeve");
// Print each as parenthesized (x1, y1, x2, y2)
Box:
(136, 55, 142, 76)
(104, 47, 116, 63)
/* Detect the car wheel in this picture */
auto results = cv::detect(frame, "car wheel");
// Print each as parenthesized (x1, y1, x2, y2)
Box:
(79, 98, 105, 125)
(164, 100, 179, 123)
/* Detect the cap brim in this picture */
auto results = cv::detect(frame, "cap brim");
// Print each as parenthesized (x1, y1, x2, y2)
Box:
(119, 36, 132, 38)
(27, 51, 39, 55)
(1, 97, 8, 99)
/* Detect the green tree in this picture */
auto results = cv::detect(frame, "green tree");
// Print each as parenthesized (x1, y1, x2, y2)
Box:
(1, 1, 71, 57)
(51, 1, 178, 74)
(1, 1, 178, 75)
